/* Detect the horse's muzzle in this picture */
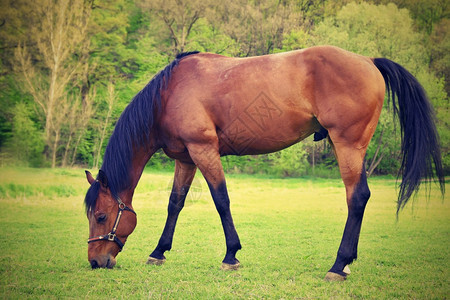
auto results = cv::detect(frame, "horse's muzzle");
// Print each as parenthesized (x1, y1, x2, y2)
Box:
(90, 254, 116, 269)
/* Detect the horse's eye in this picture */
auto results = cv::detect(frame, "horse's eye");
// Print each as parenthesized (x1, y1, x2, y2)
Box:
(97, 214, 107, 223)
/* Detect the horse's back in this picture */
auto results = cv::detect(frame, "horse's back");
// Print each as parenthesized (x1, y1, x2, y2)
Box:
(160, 46, 385, 157)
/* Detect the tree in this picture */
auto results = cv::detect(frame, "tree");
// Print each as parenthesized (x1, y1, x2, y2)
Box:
(138, 0, 214, 56)
(0, 0, 33, 76)
(0, 0, 37, 150)
(14, 0, 92, 167)
(61, 83, 96, 167)
(373, 0, 450, 35)
(211, 0, 303, 56)
(93, 82, 116, 169)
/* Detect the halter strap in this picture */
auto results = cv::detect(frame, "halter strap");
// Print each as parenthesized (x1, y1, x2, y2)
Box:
(87, 197, 136, 251)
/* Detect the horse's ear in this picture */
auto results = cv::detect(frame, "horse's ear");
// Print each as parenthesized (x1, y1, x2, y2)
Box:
(98, 170, 108, 189)
(85, 170, 95, 185)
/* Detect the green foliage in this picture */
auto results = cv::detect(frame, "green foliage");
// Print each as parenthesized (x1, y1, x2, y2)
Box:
(307, 2, 449, 175)
(0, 75, 22, 149)
(0, 0, 448, 176)
(209, 0, 304, 57)
(221, 143, 309, 178)
(267, 143, 308, 177)
(389, 0, 449, 35)
(146, 149, 176, 171)
(89, 0, 136, 80)
(429, 18, 450, 95)
(5, 103, 45, 167)
(311, 2, 427, 69)
(278, 29, 311, 52)
(183, 18, 240, 55)
(365, 109, 401, 175)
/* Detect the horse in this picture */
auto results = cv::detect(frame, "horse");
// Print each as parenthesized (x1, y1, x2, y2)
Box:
(84, 45, 444, 281)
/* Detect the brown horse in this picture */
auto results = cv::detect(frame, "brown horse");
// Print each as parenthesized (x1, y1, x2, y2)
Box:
(84, 45, 444, 281)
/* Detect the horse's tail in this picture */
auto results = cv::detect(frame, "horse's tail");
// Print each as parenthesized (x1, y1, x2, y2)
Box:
(373, 58, 445, 214)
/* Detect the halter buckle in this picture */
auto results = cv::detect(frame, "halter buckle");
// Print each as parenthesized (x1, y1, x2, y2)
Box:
(117, 197, 126, 210)
(107, 233, 116, 241)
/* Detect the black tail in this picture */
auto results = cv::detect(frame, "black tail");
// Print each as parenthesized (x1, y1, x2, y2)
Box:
(373, 58, 445, 213)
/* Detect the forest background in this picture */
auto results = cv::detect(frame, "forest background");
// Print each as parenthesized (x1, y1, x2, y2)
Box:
(0, 0, 448, 178)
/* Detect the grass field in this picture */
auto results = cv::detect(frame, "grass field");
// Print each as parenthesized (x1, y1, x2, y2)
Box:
(0, 167, 448, 299)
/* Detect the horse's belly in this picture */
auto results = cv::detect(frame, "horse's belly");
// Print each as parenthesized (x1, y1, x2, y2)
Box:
(217, 110, 317, 156)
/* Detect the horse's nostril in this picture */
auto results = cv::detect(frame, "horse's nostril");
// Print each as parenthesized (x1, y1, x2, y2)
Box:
(90, 259, 99, 269)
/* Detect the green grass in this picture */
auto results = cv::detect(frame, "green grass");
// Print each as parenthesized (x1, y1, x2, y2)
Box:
(0, 167, 448, 299)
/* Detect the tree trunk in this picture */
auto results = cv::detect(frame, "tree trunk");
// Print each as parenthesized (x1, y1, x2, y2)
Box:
(51, 129, 60, 168)
(61, 134, 72, 167)
(367, 127, 385, 177)
(94, 83, 115, 168)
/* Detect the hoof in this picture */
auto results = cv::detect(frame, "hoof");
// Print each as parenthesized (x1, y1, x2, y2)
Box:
(343, 265, 351, 275)
(146, 256, 166, 265)
(221, 262, 240, 270)
(324, 272, 347, 282)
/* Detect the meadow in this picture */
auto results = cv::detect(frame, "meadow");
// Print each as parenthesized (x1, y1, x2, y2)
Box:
(0, 167, 448, 299)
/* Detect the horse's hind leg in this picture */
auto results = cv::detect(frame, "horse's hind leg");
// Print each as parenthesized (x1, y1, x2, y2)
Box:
(147, 160, 197, 265)
(325, 139, 371, 281)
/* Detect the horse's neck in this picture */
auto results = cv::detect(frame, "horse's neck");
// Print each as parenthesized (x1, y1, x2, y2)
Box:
(120, 146, 157, 204)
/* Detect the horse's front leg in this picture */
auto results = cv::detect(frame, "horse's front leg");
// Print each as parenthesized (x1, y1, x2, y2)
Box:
(147, 160, 197, 265)
(187, 141, 242, 270)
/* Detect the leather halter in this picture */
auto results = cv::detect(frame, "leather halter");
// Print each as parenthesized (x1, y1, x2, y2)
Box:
(87, 197, 136, 251)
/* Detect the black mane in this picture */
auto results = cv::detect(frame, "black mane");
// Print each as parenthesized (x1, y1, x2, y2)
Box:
(85, 51, 199, 213)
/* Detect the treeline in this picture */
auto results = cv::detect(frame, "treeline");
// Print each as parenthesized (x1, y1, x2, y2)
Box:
(0, 0, 448, 177)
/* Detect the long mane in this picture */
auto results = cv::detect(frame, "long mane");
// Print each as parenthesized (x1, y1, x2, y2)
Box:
(85, 51, 199, 213)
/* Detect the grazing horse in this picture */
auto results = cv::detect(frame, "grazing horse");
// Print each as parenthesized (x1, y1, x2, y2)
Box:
(84, 45, 444, 280)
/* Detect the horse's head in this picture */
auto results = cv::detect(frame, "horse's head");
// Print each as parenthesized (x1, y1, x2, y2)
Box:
(84, 170, 137, 269)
